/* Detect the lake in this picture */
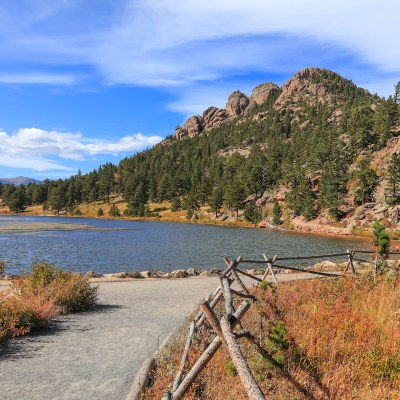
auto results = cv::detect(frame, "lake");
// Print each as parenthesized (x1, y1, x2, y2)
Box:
(0, 216, 371, 275)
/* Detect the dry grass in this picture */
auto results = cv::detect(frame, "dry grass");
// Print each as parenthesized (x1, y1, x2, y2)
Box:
(0, 261, 98, 344)
(144, 273, 400, 399)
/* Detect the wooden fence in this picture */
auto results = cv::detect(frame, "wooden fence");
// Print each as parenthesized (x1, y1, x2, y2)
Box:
(160, 249, 400, 400)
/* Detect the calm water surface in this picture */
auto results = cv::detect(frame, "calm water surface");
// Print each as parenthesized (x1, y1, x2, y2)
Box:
(0, 216, 371, 275)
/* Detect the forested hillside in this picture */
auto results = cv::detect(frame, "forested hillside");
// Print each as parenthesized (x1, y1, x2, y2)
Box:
(1, 67, 400, 234)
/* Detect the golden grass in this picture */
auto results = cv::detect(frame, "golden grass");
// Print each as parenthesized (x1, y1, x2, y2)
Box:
(144, 274, 400, 399)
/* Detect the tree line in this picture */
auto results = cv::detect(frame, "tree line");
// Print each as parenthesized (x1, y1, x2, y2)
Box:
(1, 75, 400, 221)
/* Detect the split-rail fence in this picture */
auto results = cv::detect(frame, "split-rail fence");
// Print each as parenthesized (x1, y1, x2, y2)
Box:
(160, 249, 400, 400)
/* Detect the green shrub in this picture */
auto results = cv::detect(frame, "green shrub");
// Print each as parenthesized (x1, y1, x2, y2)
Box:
(109, 204, 120, 217)
(225, 360, 237, 376)
(372, 221, 390, 258)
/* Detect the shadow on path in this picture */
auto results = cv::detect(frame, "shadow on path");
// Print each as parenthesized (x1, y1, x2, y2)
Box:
(0, 303, 123, 361)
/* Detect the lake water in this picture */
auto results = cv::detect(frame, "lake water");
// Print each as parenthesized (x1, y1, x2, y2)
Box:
(0, 216, 371, 275)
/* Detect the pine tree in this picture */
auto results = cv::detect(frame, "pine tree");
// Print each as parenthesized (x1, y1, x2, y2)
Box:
(170, 196, 181, 212)
(353, 157, 378, 205)
(385, 153, 400, 205)
(209, 186, 224, 218)
(272, 202, 283, 225)
(395, 81, 400, 105)
(109, 204, 120, 217)
(320, 159, 348, 219)
(372, 221, 390, 258)
(243, 204, 262, 226)
(7, 185, 28, 213)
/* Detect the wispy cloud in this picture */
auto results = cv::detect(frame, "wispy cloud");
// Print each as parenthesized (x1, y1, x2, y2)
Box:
(0, 73, 78, 85)
(0, 156, 73, 172)
(0, 128, 163, 171)
(0, 1, 398, 111)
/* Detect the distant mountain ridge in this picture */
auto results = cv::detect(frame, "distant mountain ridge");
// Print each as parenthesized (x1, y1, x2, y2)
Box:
(0, 176, 43, 186)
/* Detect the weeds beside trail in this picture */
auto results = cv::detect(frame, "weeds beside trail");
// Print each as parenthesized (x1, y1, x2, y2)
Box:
(0, 260, 98, 344)
(144, 273, 400, 399)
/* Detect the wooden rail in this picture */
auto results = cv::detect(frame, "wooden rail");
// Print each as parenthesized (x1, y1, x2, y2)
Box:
(159, 248, 398, 399)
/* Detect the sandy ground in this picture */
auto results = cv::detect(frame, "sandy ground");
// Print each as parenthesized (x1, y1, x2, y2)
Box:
(0, 273, 326, 400)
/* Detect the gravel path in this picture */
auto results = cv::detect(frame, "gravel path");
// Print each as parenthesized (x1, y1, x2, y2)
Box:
(0, 273, 324, 400)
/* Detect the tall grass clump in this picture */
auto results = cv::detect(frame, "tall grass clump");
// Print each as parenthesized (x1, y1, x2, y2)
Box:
(261, 275, 400, 399)
(0, 260, 98, 344)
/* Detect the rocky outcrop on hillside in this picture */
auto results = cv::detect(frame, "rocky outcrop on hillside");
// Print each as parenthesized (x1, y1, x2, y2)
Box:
(274, 67, 346, 113)
(174, 126, 188, 140)
(203, 107, 230, 131)
(184, 115, 203, 138)
(250, 82, 279, 105)
(226, 90, 257, 117)
(172, 67, 372, 142)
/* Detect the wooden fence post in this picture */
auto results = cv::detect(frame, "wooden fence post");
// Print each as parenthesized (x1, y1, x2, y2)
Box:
(172, 321, 196, 392)
(343, 249, 356, 275)
(220, 317, 265, 400)
(172, 300, 251, 400)
(262, 254, 278, 284)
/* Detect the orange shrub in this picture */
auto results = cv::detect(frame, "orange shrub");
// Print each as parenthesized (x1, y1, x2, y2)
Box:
(0, 260, 98, 344)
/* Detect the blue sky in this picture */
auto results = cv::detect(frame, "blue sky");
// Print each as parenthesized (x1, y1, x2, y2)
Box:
(0, 0, 399, 180)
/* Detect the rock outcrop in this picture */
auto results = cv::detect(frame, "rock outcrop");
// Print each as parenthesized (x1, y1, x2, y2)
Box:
(274, 67, 346, 113)
(174, 126, 187, 140)
(250, 82, 279, 105)
(202, 106, 230, 130)
(184, 115, 203, 138)
(226, 90, 256, 117)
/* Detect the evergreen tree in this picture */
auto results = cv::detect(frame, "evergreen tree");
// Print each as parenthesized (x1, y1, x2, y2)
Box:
(170, 196, 181, 212)
(272, 202, 283, 225)
(287, 176, 316, 221)
(372, 221, 390, 258)
(243, 204, 262, 226)
(224, 180, 245, 218)
(373, 99, 398, 147)
(353, 157, 378, 205)
(385, 153, 400, 205)
(7, 185, 28, 213)
(47, 184, 66, 214)
(395, 81, 400, 105)
(98, 163, 115, 203)
(183, 192, 200, 219)
(97, 208, 104, 217)
(209, 186, 224, 218)
(320, 159, 348, 219)
(109, 204, 120, 217)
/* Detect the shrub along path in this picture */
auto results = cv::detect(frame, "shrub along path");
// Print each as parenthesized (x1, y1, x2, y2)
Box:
(0, 273, 321, 400)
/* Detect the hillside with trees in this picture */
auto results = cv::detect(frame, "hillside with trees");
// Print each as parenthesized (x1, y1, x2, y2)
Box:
(1, 67, 399, 236)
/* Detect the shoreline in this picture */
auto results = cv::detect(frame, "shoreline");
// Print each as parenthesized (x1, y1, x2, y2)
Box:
(0, 209, 386, 243)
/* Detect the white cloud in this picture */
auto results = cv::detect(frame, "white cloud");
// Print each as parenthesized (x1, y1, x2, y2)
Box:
(93, 0, 400, 84)
(0, 156, 73, 171)
(0, 128, 163, 170)
(0, 73, 78, 85)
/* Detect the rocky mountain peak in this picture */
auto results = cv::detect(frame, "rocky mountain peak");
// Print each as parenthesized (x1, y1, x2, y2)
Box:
(202, 107, 230, 131)
(250, 82, 279, 105)
(226, 90, 257, 117)
(274, 67, 349, 112)
(184, 115, 204, 138)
